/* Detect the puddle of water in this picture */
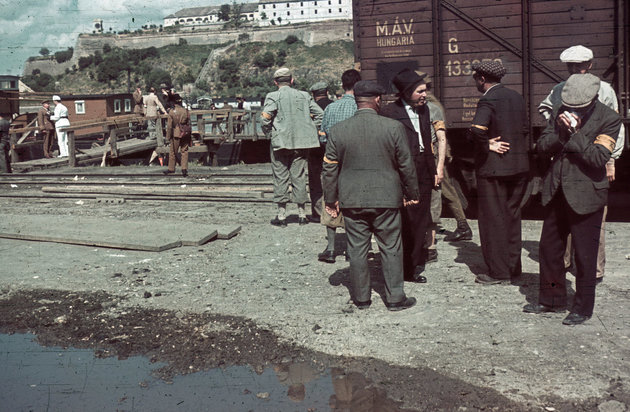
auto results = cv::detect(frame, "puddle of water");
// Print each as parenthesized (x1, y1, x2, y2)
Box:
(0, 333, 407, 411)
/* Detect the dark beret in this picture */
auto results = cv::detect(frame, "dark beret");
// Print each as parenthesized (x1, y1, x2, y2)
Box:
(354, 81, 386, 97)
(562, 73, 600, 108)
(472, 61, 507, 79)
(392, 69, 426, 95)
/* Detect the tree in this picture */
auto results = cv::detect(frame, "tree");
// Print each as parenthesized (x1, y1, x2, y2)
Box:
(218, 4, 231, 21)
(285, 35, 298, 45)
(253, 52, 275, 68)
(78, 56, 93, 70)
(179, 38, 187, 46)
(54, 47, 73, 63)
(230, 2, 243, 28)
(103, 44, 112, 54)
(39, 48, 50, 56)
(145, 68, 172, 90)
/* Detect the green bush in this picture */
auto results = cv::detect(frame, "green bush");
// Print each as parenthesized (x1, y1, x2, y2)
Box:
(54, 47, 73, 63)
(253, 51, 275, 68)
(78, 56, 93, 70)
(285, 35, 298, 44)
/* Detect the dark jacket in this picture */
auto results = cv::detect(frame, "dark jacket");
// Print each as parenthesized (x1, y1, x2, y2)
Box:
(537, 101, 621, 215)
(322, 108, 420, 209)
(381, 99, 436, 184)
(469, 84, 530, 177)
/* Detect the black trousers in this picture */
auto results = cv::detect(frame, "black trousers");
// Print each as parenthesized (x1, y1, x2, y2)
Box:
(477, 173, 528, 279)
(0, 142, 11, 174)
(401, 178, 433, 277)
(539, 192, 603, 317)
(343, 208, 405, 305)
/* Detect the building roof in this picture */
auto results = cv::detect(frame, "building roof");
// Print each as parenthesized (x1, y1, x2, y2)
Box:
(259, 0, 305, 4)
(241, 3, 258, 12)
(165, 6, 220, 19)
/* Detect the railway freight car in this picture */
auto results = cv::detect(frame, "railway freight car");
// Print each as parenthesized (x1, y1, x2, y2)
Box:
(352, 0, 629, 218)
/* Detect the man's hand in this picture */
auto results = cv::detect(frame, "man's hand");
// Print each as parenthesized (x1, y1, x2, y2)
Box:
(434, 168, 444, 187)
(557, 112, 581, 133)
(325, 202, 339, 218)
(606, 159, 616, 182)
(404, 199, 419, 207)
(489, 136, 510, 154)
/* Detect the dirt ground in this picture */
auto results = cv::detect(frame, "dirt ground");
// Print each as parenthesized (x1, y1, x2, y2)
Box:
(0, 164, 629, 411)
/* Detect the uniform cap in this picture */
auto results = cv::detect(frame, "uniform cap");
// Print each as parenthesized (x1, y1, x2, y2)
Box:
(392, 69, 426, 94)
(309, 81, 327, 92)
(41, 100, 50, 104)
(353, 81, 386, 97)
(273, 67, 292, 79)
(561, 73, 600, 108)
(471, 61, 506, 79)
(415, 71, 432, 85)
(159, 83, 168, 89)
(559, 45, 593, 63)
(52, 95, 61, 101)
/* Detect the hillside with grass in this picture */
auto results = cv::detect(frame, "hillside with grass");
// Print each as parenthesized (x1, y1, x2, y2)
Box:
(21, 36, 355, 101)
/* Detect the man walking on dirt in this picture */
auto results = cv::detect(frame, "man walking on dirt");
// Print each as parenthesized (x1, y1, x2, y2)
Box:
(322, 81, 420, 311)
(261, 68, 323, 227)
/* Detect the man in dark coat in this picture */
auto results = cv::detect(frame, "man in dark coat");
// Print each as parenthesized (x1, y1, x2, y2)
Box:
(37, 100, 55, 158)
(322, 81, 420, 311)
(0, 113, 12, 173)
(469, 61, 530, 285)
(524, 73, 621, 325)
(308, 81, 333, 222)
(381, 69, 436, 283)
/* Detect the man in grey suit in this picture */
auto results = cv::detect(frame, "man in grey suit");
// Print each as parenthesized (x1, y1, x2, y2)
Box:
(322, 81, 420, 311)
(525, 73, 621, 325)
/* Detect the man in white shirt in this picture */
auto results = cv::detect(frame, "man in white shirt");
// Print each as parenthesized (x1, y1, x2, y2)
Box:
(49, 95, 70, 157)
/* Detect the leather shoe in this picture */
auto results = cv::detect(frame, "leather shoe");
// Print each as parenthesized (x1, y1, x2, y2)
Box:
(386, 296, 417, 311)
(354, 299, 371, 310)
(318, 249, 335, 263)
(163, 170, 175, 175)
(562, 312, 590, 325)
(298, 217, 309, 225)
(596, 277, 604, 285)
(474, 273, 504, 285)
(523, 303, 565, 314)
(445, 223, 473, 242)
(411, 274, 427, 283)
(181, 170, 188, 177)
(270, 217, 287, 227)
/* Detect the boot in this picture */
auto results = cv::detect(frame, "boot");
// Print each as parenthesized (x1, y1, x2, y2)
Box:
(445, 221, 473, 242)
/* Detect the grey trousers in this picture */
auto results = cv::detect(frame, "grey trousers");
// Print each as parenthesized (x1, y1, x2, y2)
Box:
(270, 147, 309, 205)
(343, 208, 406, 304)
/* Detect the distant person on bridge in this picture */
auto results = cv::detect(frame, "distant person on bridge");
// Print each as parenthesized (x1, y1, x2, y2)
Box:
(261, 67, 323, 227)
(144, 87, 166, 141)
(526, 73, 621, 325)
(0, 112, 12, 173)
(468, 61, 530, 285)
(37, 100, 55, 158)
(49, 95, 70, 158)
(538, 45, 626, 284)
(163, 94, 192, 178)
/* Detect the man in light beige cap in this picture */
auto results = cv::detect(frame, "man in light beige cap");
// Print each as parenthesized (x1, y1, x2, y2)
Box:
(261, 68, 324, 226)
(538, 45, 625, 283)
(527, 73, 621, 325)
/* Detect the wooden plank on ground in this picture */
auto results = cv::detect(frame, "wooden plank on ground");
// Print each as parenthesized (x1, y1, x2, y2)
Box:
(216, 225, 242, 240)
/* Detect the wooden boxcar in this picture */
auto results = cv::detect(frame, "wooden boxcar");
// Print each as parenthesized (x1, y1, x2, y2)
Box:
(352, 0, 629, 218)
(352, 0, 628, 130)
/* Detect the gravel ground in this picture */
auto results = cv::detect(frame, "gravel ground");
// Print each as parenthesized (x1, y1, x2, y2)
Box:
(0, 164, 629, 411)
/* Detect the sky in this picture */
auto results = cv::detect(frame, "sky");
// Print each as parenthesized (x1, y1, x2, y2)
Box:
(0, 0, 242, 76)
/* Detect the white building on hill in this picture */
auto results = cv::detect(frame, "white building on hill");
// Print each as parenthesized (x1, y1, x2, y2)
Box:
(164, 1, 351, 28)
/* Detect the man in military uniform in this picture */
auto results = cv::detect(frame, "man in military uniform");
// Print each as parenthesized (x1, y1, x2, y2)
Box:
(469, 61, 530, 285)
(539, 45, 625, 283)
(307, 81, 333, 222)
(322, 81, 420, 311)
(525, 73, 621, 325)
(37, 100, 55, 158)
(261, 68, 323, 227)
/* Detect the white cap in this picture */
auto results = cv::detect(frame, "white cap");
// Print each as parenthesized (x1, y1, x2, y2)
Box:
(52, 95, 61, 101)
(559, 45, 593, 63)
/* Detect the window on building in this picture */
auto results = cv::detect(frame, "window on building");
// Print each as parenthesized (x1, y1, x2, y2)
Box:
(328, 0, 331, 4)
(339, 8, 342, 12)
(114, 99, 121, 113)
(287, 11, 290, 15)
(273, 4, 275, 8)
(339, 0, 342, 3)
(301, 10, 304, 14)
(262, 4, 265, 9)
(75, 100, 85, 115)
(300, 1, 303, 5)
(286, 3, 289, 6)
(314, 9, 317, 14)
(273, 12, 276, 16)
(329, 8, 332, 13)
(124, 99, 131, 112)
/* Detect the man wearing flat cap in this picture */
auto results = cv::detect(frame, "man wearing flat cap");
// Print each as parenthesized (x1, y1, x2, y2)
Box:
(381, 68, 436, 283)
(322, 80, 420, 311)
(469, 60, 530, 285)
(539, 45, 625, 283)
(261, 67, 324, 226)
(525, 73, 621, 325)
(307, 81, 333, 223)
(37, 100, 55, 158)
